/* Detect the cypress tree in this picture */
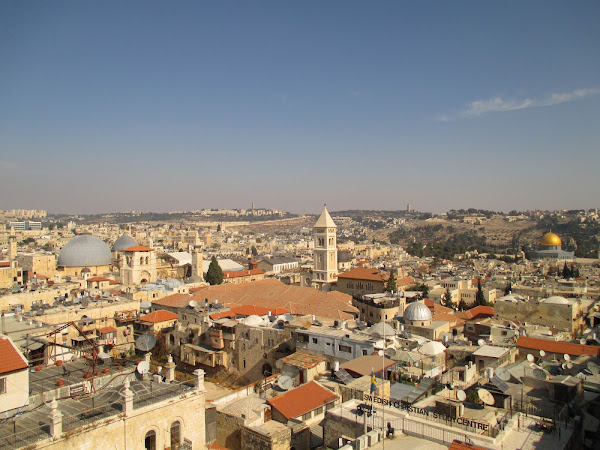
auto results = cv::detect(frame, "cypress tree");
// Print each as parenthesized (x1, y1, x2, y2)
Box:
(386, 272, 397, 292)
(206, 256, 224, 285)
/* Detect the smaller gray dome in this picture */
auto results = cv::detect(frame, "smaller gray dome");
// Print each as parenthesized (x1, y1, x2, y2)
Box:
(186, 275, 204, 284)
(403, 302, 432, 322)
(338, 250, 353, 263)
(543, 295, 574, 305)
(112, 234, 138, 251)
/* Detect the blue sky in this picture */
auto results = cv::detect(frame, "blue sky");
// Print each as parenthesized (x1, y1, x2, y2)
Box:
(1, 2, 598, 214)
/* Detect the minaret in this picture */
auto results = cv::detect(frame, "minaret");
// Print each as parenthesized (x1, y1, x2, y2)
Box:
(191, 246, 204, 281)
(8, 236, 17, 261)
(312, 205, 337, 291)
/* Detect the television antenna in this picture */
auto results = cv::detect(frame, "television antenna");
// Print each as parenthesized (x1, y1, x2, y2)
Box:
(478, 388, 495, 406)
(135, 334, 157, 352)
(277, 375, 293, 390)
(496, 367, 510, 382)
(137, 360, 150, 375)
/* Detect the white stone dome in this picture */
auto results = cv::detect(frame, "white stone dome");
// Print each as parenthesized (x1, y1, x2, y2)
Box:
(58, 234, 112, 267)
(369, 322, 396, 337)
(419, 341, 446, 357)
(543, 295, 574, 305)
(241, 315, 266, 327)
(112, 234, 137, 251)
(403, 302, 432, 322)
(498, 294, 519, 303)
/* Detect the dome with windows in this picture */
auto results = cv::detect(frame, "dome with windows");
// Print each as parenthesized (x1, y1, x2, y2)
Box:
(403, 302, 432, 322)
(58, 234, 112, 267)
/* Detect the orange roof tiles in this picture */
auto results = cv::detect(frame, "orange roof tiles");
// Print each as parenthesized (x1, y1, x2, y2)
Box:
(337, 268, 388, 282)
(267, 381, 338, 420)
(98, 326, 117, 334)
(223, 269, 264, 278)
(191, 279, 357, 320)
(140, 310, 178, 323)
(209, 304, 290, 319)
(517, 336, 600, 357)
(0, 336, 28, 375)
(463, 305, 495, 320)
(87, 276, 112, 282)
(121, 245, 154, 252)
(152, 293, 192, 308)
(0, 262, 10, 268)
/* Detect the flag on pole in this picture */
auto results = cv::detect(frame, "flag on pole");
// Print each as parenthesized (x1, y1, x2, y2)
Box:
(370, 368, 377, 394)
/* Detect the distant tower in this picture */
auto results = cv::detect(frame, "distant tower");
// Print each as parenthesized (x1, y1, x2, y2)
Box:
(191, 246, 204, 281)
(407, 204, 412, 213)
(8, 236, 17, 261)
(252, 201, 255, 215)
(312, 205, 337, 291)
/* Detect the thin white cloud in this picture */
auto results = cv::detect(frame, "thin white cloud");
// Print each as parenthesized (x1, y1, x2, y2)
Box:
(442, 87, 600, 121)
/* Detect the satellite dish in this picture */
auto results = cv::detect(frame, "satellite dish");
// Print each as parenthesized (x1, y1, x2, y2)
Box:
(385, 348, 396, 358)
(564, 354, 571, 361)
(81, 299, 90, 308)
(478, 388, 495, 406)
(135, 334, 157, 352)
(539, 350, 546, 357)
(189, 300, 198, 308)
(533, 368, 548, 380)
(277, 375, 293, 390)
(477, 339, 486, 347)
(371, 332, 382, 341)
(378, 350, 384, 357)
(302, 321, 312, 329)
(457, 390, 466, 402)
(140, 301, 152, 309)
(496, 367, 510, 381)
(587, 362, 600, 375)
(561, 363, 567, 369)
(137, 360, 150, 375)
(97, 351, 111, 361)
(157, 366, 162, 374)
(567, 362, 573, 370)
(527, 354, 534, 363)
(275, 359, 283, 369)
(580, 339, 587, 345)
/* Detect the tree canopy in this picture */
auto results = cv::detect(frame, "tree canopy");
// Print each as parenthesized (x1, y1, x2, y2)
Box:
(205, 256, 224, 285)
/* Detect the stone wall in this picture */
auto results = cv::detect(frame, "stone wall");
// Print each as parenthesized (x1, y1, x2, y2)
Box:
(323, 411, 367, 449)
(216, 411, 246, 450)
(241, 425, 291, 450)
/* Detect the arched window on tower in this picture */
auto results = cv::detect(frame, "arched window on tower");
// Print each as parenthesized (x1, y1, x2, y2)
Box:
(170, 421, 181, 449)
(144, 430, 156, 450)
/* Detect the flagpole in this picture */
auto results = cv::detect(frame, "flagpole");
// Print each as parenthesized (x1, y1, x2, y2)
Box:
(382, 321, 385, 448)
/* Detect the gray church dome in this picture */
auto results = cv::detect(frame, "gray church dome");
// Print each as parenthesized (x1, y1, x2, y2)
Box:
(403, 302, 432, 322)
(112, 234, 138, 251)
(58, 234, 113, 267)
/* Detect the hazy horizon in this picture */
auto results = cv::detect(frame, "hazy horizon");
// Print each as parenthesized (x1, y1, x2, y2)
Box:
(1, 2, 599, 215)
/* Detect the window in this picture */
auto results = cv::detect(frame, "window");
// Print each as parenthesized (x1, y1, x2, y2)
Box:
(339, 345, 351, 353)
(302, 412, 311, 421)
(170, 421, 181, 449)
(0, 378, 5, 395)
(312, 338, 318, 344)
(315, 406, 324, 415)
(362, 349, 368, 356)
(145, 430, 156, 450)
(357, 282, 363, 290)
(326, 402, 335, 410)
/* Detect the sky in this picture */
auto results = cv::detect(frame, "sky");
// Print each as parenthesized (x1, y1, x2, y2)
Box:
(1, 1, 599, 215)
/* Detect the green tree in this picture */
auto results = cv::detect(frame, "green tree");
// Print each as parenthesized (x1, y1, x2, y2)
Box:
(504, 281, 512, 296)
(251, 246, 258, 257)
(386, 272, 397, 292)
(562, 263, 570, 279)
(443, 287, 453, 308)
(458, 299, 467, 311)
(205, 256, 224, 285)
(475, 279, 486, 306)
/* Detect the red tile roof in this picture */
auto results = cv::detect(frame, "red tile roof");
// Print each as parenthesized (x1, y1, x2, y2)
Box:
(267, 381, 338, 419)
(337, 268, 389, 282)
(152, 293, 192, 308)
(87, 276, 112, 282)
(463, 305, 495, 320)
(223, 269, 264, 279)
(190, 279, 357, 320)
(0, 336, 28, 374)
(98, 326, 117, 334)
(209, 304, 289, 319)
(517, 336, 600, 357)
(140, 310, 178, 323)
(0, 262, 10, 268)
(121, 245, 154, 252)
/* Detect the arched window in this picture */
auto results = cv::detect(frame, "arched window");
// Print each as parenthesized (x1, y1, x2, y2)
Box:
(144, 430, 156, 450)
(170, 421, 181, 449)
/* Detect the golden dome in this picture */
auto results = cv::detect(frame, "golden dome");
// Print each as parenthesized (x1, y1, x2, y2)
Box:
(540, 232, 561, 247)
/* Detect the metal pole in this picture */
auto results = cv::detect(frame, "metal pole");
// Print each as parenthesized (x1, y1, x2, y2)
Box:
(383, 322, 385, 448)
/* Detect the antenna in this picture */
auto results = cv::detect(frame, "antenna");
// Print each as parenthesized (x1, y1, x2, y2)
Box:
(539, 350, 546, 358)
(135, 334, 157, 352)
(277, 375, 293, 390)
(478, 388, 495, 406)
(496, 367, 510, 382)
(97, 351, 111, 361)
(457, 390, 466, 402)
(137, 360, 150, 375)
